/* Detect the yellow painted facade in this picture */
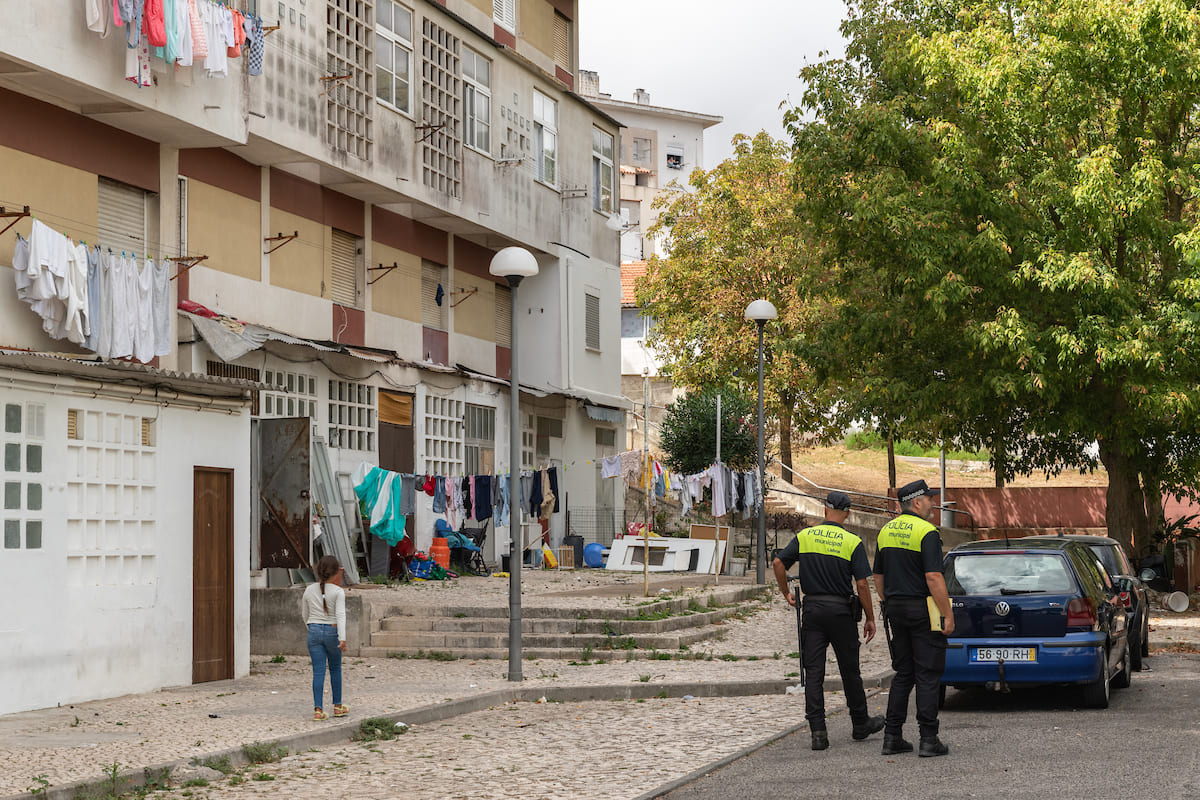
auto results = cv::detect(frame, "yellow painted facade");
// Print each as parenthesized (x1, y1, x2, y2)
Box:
(0, 145, 98, 266)
(522, 0, 556, 58)
(369, 242, 422, 321)
(186, 181, 261, 281)
(452, 272, 497, 340)
(267, 209, 326, 297)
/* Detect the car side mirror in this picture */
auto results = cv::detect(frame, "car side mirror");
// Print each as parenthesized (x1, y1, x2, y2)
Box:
(1139, 568, 1156, 582)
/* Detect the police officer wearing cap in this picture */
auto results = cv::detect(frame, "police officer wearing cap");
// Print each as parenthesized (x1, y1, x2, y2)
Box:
(874, 479, 954, 758)
(773, 491, 884, 750)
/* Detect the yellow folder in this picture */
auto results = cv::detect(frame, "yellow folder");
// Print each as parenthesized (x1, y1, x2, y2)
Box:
(927, 597, 946, 632)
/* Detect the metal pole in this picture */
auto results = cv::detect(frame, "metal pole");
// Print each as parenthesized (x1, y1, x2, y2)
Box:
(756, 320, 767, 585)
(714, 392, 721, 584)
(507, 275, 523, 682)
(643, 371, 650, 597)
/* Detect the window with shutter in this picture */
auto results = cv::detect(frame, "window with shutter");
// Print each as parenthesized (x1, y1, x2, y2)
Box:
(330, 229, 360, 307)
(422, 260, 447, 330)
(493, 0, 515, 30)
(494, 284, 511, 347)
(553, 11, 569, 69)
(98, 177, 149, 255)
(585, 293, 600, 351)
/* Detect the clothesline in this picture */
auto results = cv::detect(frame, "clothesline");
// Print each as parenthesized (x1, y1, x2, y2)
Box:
(13, 219, 171, 364)
(600, 450, 763, 521)
(351, 463, 563, 547)
(86, 0, 267, 89)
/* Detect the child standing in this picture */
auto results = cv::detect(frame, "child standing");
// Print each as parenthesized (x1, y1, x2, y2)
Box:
(301, 555, 348, 720)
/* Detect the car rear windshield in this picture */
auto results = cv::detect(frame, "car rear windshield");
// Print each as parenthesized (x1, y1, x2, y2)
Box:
(945, 553, 1077, 596)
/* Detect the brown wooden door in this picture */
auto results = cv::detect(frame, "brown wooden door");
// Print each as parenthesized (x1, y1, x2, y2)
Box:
(193, 467, 234, 683)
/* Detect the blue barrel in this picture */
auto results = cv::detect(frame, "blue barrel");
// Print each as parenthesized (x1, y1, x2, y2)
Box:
(583, 542, 605, 568)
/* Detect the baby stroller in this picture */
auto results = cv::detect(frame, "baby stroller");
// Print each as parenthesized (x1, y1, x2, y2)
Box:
(438, 518, 490, 577)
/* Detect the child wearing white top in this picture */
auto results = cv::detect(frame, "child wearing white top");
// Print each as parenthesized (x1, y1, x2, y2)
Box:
(302, 556, 347, 720)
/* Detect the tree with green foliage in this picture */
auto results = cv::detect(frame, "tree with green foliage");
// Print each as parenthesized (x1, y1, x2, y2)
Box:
(638, 132, 846, 482)
(658, 387, 757, 475)
(790, 0, 1200, 554)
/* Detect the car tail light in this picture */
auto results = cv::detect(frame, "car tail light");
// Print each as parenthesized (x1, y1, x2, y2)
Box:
(1067, 597, 1097, 629)
(1118, 591, 1132, 610)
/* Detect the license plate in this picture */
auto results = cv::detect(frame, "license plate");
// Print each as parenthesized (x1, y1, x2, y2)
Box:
(971, 646, 1036, 663)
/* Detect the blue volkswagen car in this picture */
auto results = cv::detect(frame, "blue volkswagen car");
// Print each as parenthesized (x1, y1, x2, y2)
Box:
(940, 538, 1130, 708)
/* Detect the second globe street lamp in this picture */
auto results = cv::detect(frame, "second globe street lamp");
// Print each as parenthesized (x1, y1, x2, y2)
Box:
(744, 299, 776, 585)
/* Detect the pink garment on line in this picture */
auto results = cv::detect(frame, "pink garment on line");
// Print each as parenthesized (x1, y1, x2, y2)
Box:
(187, 0, 208, 58)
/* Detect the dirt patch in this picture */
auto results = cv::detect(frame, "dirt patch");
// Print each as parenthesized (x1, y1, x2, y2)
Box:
(784, 444, 1108, 497)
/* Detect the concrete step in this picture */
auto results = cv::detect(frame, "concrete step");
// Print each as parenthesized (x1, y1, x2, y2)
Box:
(357, 646, 749, 661)
(368, 625, 730, 652)
(377, 606, 740, 635)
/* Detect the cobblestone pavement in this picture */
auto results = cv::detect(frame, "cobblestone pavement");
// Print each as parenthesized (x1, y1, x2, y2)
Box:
(2, 570, 1195, 799)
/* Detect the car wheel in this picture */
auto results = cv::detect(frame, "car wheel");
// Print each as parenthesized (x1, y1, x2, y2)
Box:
(1080, 648, 1111, 709)
(1112, 641, 1132, 690)
(1141, 615, 1150, 658)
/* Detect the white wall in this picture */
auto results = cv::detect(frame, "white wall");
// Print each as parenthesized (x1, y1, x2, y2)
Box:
(1, 371, 251, 715)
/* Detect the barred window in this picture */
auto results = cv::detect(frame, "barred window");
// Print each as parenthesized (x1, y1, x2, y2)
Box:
(328, 379, 376, 451)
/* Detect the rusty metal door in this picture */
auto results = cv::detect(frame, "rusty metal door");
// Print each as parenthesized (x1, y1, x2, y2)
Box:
(257, 417, 311, 569)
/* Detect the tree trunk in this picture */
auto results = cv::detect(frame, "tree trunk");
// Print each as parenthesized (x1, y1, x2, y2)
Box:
(992, 429, 1006, 488)
(886, 434, 897, 490)
(1097, 439, 1145, 556)
(1139, 472, 1163, 559)
(778, 401, 794, 486)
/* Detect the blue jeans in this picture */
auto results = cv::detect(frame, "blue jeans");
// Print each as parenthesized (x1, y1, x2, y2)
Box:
(307, 623, 342, 709)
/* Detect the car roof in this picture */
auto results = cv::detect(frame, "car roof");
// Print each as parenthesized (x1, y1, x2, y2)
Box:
(1018, 534, 1120, 547)
(948, 537, 1082, 554)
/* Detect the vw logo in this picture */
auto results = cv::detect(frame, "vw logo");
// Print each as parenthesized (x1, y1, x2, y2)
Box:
(995, 601, 1011, 616)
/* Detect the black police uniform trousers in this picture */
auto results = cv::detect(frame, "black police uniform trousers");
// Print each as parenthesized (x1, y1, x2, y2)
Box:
(801, 595, 868, 731)
(884, 596, 947, 739)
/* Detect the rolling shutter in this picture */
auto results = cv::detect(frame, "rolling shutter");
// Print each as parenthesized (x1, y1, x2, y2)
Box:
(585, 293, 600, 350)
(98, 177, 148, 256)
(495, 284, 511, 347)
(422, 260, 446, 330)
(330, 229, 359, 307)
(553, 12, 570, 69)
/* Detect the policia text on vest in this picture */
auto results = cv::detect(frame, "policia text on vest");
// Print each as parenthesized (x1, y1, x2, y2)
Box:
(772, 491, 884, 750)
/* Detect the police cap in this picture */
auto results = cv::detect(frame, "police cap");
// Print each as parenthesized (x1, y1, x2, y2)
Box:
(824, 491, 852, 511)
(897, 479, 937, 503)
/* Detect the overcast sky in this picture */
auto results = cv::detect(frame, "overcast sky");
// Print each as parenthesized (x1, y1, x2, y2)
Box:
(578, 0, 850, 167)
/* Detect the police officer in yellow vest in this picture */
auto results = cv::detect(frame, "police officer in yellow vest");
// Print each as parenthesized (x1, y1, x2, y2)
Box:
(773, 491, 884, 750)
(874, 479, 954, 758)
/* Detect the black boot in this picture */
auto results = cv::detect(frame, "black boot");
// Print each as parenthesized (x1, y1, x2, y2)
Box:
(881, 733, 913, 755)
(852, 715, 885, 741)
(811, 730, 829, 751)
(919, 736, 949, 757)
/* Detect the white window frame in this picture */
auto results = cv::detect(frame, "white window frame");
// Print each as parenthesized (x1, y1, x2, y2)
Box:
(424, 395, 464, 475)
(493, 0, 515, 32)
(462, 46, 492, 156)
(260, 369, 319, 419)
(328, 380, 377, 452)
(375, 1, 414, 117)
(593, 128, 614, 214)
(464, 404, 496, 476)
(533, 89, 557, 187)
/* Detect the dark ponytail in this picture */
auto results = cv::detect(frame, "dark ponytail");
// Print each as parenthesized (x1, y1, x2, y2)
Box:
(315, 555, 341, 614)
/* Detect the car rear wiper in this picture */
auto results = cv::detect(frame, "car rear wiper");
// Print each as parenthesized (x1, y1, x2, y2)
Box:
(999, 587, 1045, 595)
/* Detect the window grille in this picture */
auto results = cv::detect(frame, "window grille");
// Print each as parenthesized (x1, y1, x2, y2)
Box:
(326, 0, 374, 160)
(420, 19, 462, 197)
(424, 395, 463, 475)
(328, 379, 376, 451)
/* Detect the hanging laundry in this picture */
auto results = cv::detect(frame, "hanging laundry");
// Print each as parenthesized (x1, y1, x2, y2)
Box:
(352, 463, 406, 546)
(246, 14, 264, 76)
(84, 246, 102, 352)
(432, 475, 446, 513)
(133, 256, 155, 363)
(528, 469, 542, 516)
(539, 469, 555, 521)
(548, 467, 560, 513)
(123, 0, 142, 48)
(462, 476, 473, 520)
(709, 462, 728, 518)
(473, 475, 492, 521)
(173, 0, 193, 66)
(226, 8, 246, 57)
(143, 0, 167, 48)
(495, 475, 511, 527)
(600, 453, 621, 479)
(187, 0, 207, 59)
(398, 474, 416, 515)
(152, 257, 171, 356)
(87, 0, 112, 37)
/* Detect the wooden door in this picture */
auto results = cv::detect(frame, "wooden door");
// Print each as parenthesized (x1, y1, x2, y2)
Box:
(193, 467, 234, 683)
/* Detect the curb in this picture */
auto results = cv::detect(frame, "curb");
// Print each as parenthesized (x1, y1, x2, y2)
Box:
(6, 670, 895, 800)
(631, 685, 892, 800)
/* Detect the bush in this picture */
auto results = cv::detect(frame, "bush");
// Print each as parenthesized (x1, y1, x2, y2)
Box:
(242, 741, 288, 764)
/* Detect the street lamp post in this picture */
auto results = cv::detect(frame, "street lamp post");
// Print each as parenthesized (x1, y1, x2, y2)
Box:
(490, 246, 539, 682)
(744, 299, 777, 585)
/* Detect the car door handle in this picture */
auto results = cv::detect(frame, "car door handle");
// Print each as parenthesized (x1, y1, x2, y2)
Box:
(993, 624, 1014, 633)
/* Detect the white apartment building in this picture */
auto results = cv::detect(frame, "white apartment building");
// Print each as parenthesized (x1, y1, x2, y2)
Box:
(577, 72, 720, 452)
(0, 0, 624, 714)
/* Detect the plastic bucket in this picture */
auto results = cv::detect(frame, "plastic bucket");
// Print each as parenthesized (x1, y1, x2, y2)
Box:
(1164, 591, 1190, 613)
(583, 542, 605, 568)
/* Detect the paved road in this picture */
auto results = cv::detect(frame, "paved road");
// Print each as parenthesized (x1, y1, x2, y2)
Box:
(661, 654, 1200, 800)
